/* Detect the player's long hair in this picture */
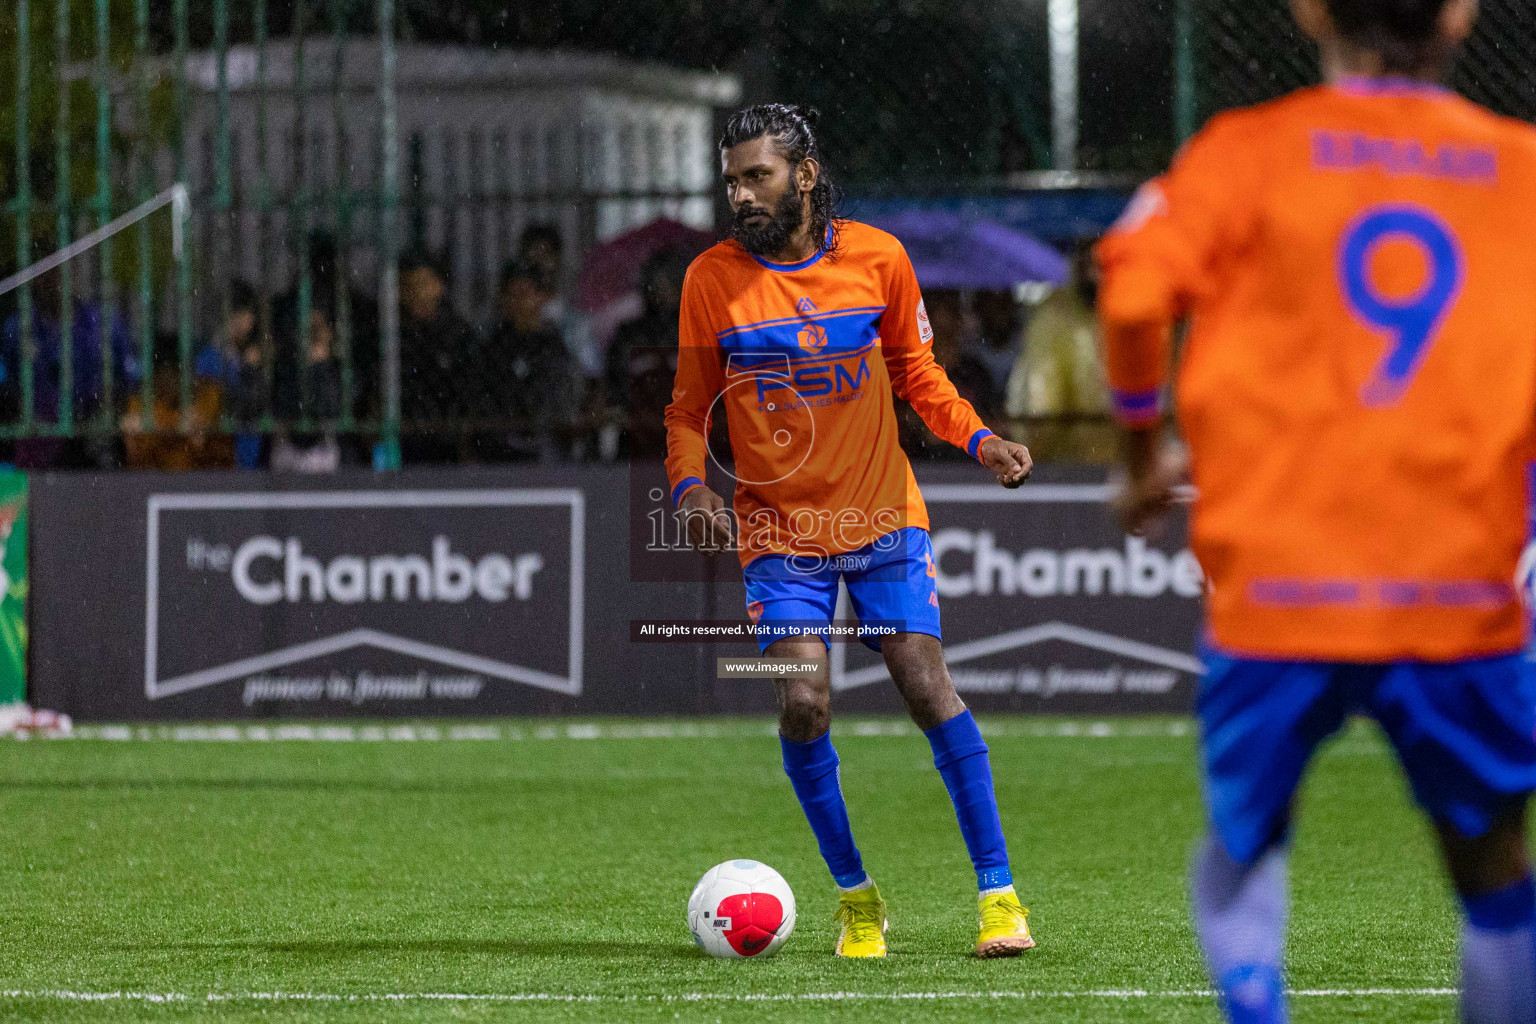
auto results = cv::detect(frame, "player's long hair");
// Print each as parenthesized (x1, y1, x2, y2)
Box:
(720, 104, 842, 261)
(1325, 0, 1455, 74)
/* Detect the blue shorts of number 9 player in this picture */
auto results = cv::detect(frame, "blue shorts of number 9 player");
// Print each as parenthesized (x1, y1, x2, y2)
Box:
(743, 527, 942, 653)
(1201, 647, 1536, 865)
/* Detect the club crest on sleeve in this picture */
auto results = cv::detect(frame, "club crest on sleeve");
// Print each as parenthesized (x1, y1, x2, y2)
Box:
(917, 299, 934, 344)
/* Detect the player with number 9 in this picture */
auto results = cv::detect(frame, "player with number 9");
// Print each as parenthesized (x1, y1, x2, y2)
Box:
(1097, 1, 1536, 1022)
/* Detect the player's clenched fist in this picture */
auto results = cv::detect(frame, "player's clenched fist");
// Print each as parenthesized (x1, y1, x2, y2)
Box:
(979, 436, 1033, 490)
(679, 485, 735, 554)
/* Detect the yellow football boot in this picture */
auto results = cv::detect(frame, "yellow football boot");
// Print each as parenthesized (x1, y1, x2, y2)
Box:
(975, 887, 1035, 958)
(833, 882, 888, 958)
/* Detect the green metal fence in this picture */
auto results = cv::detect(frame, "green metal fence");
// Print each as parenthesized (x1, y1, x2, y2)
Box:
(0, 0, 406, 463)
(0, 0, 729, 469)
(5, 1, 1532, 468)
(1175, 0, 1536, 141)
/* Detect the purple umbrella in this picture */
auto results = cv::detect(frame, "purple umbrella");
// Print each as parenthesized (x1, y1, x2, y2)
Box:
(864, 210, 1069, 291)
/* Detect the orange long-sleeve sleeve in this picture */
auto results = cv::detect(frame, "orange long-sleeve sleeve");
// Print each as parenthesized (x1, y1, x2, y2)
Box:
(1096, 111, 1262, 426)
(664, 266, 726, 505)
(879, 245, 995, 460)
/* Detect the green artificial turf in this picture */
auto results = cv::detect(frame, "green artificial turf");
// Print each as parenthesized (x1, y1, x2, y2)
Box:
(0, 718, 1462, 1022)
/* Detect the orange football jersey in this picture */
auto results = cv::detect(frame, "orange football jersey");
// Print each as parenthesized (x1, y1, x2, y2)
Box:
(665, 220, 993, 568)
(1098, 80, 1536, 662)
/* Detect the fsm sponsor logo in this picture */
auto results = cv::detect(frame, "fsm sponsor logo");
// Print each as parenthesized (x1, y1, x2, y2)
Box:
(755, 357, 870, 406)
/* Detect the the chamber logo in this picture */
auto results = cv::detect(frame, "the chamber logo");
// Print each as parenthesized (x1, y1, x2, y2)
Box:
(830, 482, 1204, 699)
(145, 489, 583, 701)
(222, 536, 544, 605)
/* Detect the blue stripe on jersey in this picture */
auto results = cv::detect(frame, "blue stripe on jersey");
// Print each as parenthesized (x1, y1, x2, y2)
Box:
(719, 308, 886, 360)
(717, 306, 887, 341)
(1111, 387, 1161, 424)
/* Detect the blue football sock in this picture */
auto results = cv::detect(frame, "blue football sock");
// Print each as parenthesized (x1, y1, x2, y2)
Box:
(924, 710, 1012, 891)
(1191, 836, 1289, 1024)
(1461, 875, 1536, 1024)
(780, 731, 867, 889)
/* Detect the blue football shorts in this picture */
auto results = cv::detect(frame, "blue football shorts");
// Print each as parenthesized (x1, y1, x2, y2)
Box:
(743, 526, 942, 653)
(1200, 647, 1536, 865)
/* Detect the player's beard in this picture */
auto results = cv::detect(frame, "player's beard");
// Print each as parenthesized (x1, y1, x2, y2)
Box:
(731, 190, 804, 258)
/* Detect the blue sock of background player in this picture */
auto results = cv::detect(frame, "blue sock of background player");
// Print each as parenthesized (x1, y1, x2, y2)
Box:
(1194, 833, 1536, 1024)
(1461, 875, 1536, 1024)
(1191, 837, 1289, 1024)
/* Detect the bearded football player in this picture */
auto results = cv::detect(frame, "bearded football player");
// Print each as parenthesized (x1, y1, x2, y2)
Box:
(665, 103, 1037, 958)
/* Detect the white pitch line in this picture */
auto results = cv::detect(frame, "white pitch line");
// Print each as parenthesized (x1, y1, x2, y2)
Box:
(0, 987, 1459, 1004)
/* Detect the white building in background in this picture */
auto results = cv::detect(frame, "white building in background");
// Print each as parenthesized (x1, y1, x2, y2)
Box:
(172, 39, 739, 320)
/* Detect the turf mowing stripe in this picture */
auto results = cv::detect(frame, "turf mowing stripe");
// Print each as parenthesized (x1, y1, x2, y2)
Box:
(46, 719, 1197, 743)
(0, 988, 1459, 1003)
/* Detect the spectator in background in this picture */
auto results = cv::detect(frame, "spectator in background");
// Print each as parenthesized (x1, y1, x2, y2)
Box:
(274, 232, 380, 423)
(0, 272, 141, 468)
(605, 248, 688, 460)
(271, 306, 343, 473)
(398, 249, 475, 464)
(519, 222, 598, 380)
(121, 331, 233, 471)
(470, 260, 574, 462)
(1005, 242, 1112, 462)
(898, 289, 1001, 459)
(193, 292, 243, 390)
(199, 281, 269, 469)
(971, 290, 1025, 399)
(927, 290, 1001, 418)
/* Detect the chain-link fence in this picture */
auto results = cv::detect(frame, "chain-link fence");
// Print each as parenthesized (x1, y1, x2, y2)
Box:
(1178, 0, 1536, 139)
(0, 0, 739, 470)
(6, 1, 1530, 470)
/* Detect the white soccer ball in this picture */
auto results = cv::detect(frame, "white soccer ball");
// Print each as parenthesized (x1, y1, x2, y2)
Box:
(687, 859, 797, 959)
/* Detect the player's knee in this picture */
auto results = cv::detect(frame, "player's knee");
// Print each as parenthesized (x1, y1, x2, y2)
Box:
(780, 693, 829, 739)
(899, 689, 962, 732)
(890, 666, 961, 728)
(883, 639, 963, 729)
(777, 681, 830, 741)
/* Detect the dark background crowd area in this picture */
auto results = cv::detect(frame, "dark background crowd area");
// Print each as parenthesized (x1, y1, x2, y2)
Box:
(0, 221, 1112, 474)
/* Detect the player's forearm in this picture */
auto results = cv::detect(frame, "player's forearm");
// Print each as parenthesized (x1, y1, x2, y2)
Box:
(1100, 319, 1171, 429)
(664, 338, 724, 504)
(898, 362, 994, 457)
(1118, 422, 1163, 479)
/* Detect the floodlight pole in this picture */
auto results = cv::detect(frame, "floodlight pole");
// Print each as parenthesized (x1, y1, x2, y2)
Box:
(1048, 0, 1079, 172)
(377, 0, 402, 470)
(1175, 0, 1197, 143)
